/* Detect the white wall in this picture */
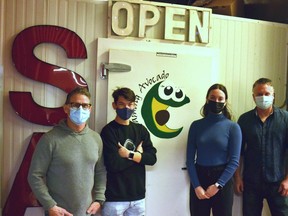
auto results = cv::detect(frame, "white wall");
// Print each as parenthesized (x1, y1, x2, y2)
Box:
(210, 15, 288, 116)
(1, 0, 288, 215)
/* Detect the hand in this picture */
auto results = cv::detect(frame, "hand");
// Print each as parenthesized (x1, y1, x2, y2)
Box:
(233, 175, 244, 195)
(48, 205, 73, 216)
(86, 201, 101, 214)
(194, 186, 209, 200)
(118, 142, 130, 158)
(205, 184, 219, 198)
(136, 141, 143, 153)
(278, 178, 288, 197)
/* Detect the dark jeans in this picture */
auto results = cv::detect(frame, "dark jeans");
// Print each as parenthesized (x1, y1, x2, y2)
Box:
(243, 181, 288, 216)
(189, 164, 233, 216)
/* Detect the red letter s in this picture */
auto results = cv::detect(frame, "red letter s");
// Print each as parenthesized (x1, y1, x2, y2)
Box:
(10, 25, 88, 126)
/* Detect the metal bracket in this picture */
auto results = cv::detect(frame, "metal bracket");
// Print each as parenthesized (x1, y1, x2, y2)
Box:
(100, 63, 131, 79)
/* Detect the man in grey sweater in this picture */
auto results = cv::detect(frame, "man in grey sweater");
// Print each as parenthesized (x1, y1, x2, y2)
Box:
(28, 87, 106, 216)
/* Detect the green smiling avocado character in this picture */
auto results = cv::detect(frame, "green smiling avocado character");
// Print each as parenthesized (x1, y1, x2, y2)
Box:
(141, 80, 190, 138)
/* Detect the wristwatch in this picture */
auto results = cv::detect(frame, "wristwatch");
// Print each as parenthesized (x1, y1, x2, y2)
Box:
(128, 151, 134, 160)
(215, 182, 223, 189)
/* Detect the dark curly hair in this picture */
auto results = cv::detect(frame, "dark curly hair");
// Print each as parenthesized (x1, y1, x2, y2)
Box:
(112, 87, 136, 103)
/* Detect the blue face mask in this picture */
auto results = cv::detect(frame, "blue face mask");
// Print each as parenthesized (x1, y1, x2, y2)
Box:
(255, 95, 274, 110)
(116, 107, 134, 120)
(69, 107, 90, 125)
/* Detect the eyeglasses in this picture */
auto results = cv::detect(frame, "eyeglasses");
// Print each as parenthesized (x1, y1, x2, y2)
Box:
(69, 102, 91, 110)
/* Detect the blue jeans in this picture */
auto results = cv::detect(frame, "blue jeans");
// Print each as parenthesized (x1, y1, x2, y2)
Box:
(243, 181, 288, 216)
(102, 199, 145, 216)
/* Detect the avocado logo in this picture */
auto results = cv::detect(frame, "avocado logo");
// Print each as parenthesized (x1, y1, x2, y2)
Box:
(141, 80, 190, 138)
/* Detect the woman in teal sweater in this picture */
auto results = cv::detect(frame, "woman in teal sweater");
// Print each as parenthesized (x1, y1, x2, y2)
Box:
(186, 84, 241, 216)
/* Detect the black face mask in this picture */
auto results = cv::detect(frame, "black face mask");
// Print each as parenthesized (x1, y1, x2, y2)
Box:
(207, 100, 225, 114)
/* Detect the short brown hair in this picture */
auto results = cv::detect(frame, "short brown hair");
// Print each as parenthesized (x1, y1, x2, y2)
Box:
(65, 87, 91, 104)
(252, 78, 272, 90)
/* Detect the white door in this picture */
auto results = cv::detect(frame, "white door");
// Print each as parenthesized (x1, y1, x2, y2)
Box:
(97, 38, 220, 216)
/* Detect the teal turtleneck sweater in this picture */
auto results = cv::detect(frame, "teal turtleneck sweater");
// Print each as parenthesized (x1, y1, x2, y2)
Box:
(186, 113, 242, 188)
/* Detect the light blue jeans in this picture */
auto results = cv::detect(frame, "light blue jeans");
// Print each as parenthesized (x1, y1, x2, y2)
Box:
(102, 199, 145, 216)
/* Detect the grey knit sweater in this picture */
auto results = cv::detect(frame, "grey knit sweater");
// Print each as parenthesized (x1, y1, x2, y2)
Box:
(28, 119, 106, 216)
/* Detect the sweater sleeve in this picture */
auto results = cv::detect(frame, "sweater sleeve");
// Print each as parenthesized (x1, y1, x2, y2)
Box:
(101, 125, 135, 173)
(93, 135, 107, 202)
(101, 123, 157, 172)
(186, 122, 200, 188)
(138, 124, 157, 166)
(27, 135, 57, 210)
(217, 123, 242, 186)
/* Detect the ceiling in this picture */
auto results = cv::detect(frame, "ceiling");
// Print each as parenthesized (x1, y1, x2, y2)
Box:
(153, 0, 288, 24)
(244, 0, 288, 24)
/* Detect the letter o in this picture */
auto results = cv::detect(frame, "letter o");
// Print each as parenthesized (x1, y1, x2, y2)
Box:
(112, 2, 134, 36)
